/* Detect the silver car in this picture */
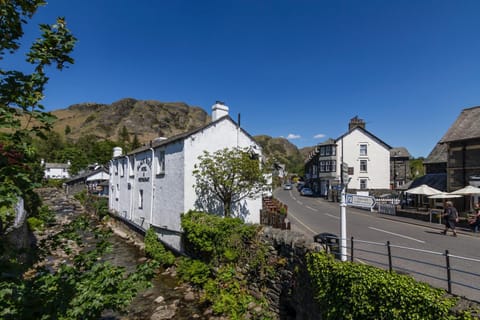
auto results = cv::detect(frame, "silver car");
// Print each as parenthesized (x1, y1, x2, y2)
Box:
(300, 187, 313, 196)
(283, 183, 292, 190)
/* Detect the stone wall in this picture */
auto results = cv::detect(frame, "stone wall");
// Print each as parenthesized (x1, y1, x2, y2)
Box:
(256, 227, 324, 320)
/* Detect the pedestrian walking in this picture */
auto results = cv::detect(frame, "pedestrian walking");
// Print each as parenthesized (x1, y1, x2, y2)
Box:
(469, 202, 480, 233)
(441, 201, 459, 237)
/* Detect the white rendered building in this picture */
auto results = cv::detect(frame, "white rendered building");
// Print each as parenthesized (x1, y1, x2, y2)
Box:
(109, 102, 263, 251)
(335, 117, 391, 191)
(41, 159, 71, 179)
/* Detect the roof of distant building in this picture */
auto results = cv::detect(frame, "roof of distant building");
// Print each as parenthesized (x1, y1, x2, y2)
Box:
(440, 106, 480, 143)
(424, 142, 447, 164)
(390, 147, 411, 159)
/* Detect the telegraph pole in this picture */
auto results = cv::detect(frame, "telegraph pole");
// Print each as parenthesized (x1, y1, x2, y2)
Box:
(340, 137, 347, 261)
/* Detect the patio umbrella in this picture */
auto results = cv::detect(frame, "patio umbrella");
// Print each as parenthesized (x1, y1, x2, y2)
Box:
(405, 184, 442, 195)
(451, 185, 480, 212)
(450, 185, 480, 195)
(428, 193, 462, 199)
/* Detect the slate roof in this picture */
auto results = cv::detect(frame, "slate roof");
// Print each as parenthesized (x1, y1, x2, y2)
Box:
(124, 115, 259, 156)
(440, 106, 480, 143)
(408, 173, 447, 192)
(66, 166, 108, 184)
(335, 126, 392, 150)
(45, 163, 70, 169)
(390, 147, 411, 159)
(424, 143, 447, 164)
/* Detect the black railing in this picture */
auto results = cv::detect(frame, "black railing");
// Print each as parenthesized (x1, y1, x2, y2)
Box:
(322, 235, 480, 302)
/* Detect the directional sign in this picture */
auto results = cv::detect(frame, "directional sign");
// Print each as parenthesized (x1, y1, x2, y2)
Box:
(345, 193, 376, 208)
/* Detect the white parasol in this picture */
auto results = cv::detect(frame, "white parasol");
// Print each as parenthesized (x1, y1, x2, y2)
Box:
(405, 184, 442, 196)
(428, 193, 462, 199)
(450, 185, 480, 195)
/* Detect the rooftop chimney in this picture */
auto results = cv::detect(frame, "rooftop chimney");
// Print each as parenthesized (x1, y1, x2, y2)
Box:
(113, 147, 123, 158)
(212, 101, 229, 121)
(348, 116, 366, 131)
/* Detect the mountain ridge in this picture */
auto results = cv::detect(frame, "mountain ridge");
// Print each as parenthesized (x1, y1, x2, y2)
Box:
(49, 98, 307, 173)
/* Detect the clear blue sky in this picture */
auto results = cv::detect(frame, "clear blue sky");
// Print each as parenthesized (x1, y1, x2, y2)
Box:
(7, 0, 480, 158)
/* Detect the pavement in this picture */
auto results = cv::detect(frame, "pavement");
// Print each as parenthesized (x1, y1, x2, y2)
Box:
(371, 210, 479, 237)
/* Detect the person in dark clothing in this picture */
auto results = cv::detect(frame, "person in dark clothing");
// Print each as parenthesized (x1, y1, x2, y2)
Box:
(441, 201, 458, 237)
(469, 202, 480, 233)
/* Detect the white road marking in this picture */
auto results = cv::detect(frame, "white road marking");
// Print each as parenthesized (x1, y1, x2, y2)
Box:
(325, 213, 340, 220)
(287, 211, 317, 235)
(297, 201, 303, 205)
(369, 227, 425, 243)
(292, 196, 297, 201)
(306, 206, 318, 212)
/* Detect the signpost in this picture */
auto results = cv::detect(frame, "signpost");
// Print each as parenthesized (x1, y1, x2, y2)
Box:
(345, 194, 376, 209)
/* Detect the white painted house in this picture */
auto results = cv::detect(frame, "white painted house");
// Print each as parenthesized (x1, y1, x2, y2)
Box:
(335, 117, 391, 191)
(41, 159, 71, 179)
(304, 116, 391, 195)
(109, 102, 263, 251)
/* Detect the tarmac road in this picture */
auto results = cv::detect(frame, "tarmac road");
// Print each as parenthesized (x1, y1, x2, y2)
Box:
(274, 187, 480, 302)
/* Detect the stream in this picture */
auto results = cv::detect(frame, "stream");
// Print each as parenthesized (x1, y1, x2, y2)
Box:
(37, 188, 208, 320)
(101, 232, 207, 320)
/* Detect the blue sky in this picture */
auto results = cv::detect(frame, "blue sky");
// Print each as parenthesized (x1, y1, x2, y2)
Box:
(6, 0, 480, 158)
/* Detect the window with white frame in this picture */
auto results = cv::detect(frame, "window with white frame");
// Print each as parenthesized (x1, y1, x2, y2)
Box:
(120, 160, 125, 177)
(359, 144, 368, 156)
(139, 189, 143, 209)
(360, 179, 367, 190)
(319, 161, 326, 172)
(360, 160, 367, 172)
(129, 156, 134, 176)
(155, 149, 165, 175)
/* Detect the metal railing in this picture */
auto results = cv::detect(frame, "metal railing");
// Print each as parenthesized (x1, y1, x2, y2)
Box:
(320, 235, 480, 302)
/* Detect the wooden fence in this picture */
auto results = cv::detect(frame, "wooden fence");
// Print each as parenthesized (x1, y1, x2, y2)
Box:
(260, 196, 291, 230)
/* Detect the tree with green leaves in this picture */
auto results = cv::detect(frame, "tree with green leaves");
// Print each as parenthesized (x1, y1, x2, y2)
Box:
(119, 125, 130, 144)
(193, 147, 267, 217)
(0, 0, 76, 233)
(131, 133, 141, 150)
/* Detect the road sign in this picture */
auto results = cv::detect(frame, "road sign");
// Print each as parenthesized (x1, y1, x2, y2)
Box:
(341, 162, 349, 185)
(345, 193, 376, 208)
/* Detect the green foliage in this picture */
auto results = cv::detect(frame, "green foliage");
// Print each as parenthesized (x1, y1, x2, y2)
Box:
(176, 257, 211, 287)
(410, 157, 425, 179)
(180, 211, 273, 319)
(306, 252, 460, 320)
(203, 264, 257, 319)
(193, 147, 267, 217)
(43, 178, 64, 188)
(144, 227, 175, 267)
(181, 211, 257, 265)
(0, 215, 158, 319)
(26, 216, 43, 231)
(0, 0, 76, 233)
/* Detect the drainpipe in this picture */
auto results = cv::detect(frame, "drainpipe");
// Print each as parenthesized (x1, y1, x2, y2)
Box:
(127, 156, 134, 220)
(150, 148, 155, 227)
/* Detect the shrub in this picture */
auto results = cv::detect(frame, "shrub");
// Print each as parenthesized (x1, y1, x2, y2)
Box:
(180, 211, 258, 265)
(144, 228, 175, 267)
(27, 216, 44, 231)
(307, 252, 459, 320)
(176, 257, 211, 287)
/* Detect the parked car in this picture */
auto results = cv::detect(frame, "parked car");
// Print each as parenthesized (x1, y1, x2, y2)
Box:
(297, 182, 305, 191)
(300, 187, 313, 196)
(283, 183, 292, 190)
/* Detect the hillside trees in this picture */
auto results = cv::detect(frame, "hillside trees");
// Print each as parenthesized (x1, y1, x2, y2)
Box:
(193, 147, 268, 217)
(0, 0, 76, 232)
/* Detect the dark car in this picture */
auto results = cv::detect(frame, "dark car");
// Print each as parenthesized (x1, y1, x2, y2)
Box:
(297, 182, 305, 191)
(300, 187, 313, 196)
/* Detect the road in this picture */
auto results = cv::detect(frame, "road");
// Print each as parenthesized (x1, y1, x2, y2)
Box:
(274, 187, 480, 302)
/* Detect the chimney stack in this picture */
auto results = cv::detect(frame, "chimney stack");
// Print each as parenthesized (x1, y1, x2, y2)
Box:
(113, 147, 123, 158)
(212, 101, 229, 121)
(349, 116, 366, 131)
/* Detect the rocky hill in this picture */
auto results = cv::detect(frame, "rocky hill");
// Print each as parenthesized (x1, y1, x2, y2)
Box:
(48, 98, 308, 174)
(253, 135, 305, 174)
(50, 98, 210, 142)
